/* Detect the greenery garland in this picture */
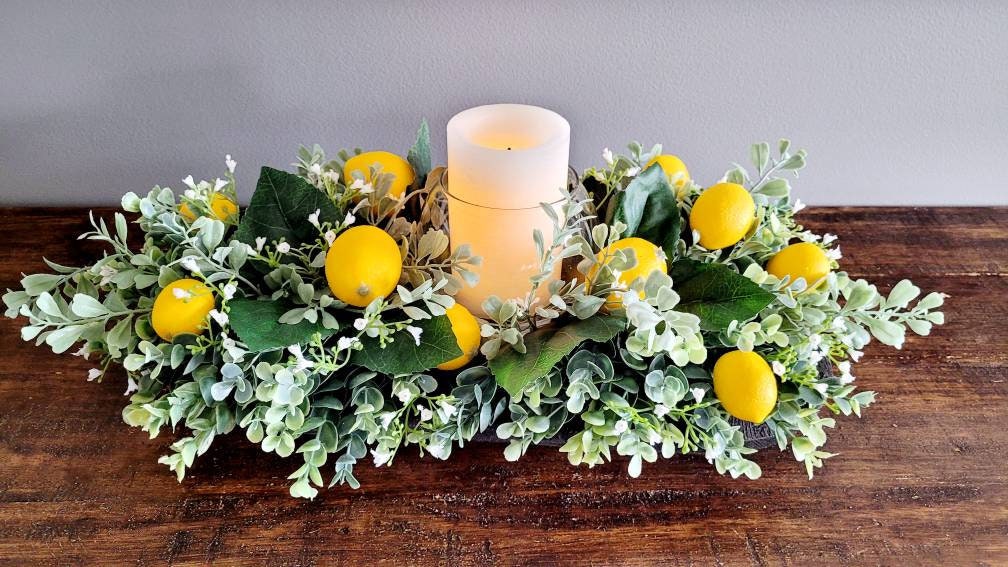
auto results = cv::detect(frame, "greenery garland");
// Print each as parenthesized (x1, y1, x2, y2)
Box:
(3, 123, 945, 499)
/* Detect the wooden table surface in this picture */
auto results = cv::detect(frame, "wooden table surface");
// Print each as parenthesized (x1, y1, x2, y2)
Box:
(0, 207, 1005, 566)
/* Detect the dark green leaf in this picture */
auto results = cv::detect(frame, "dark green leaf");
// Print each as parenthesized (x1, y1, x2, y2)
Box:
(669, 259, 774, 331)
(582, 175, 609, 215)
(407, 120, 432, 182)
(229, 298, 338, 352)
(234, 166, 340, 247)
(490, 315, 626, 398)
(352, 315, 460, 375)
(611, 164, 682, 257)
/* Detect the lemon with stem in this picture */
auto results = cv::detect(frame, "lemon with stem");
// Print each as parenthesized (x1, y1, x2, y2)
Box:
(325, 226, 403, 308)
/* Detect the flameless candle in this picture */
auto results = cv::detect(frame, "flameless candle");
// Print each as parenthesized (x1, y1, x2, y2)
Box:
(446, 104, 571, 314)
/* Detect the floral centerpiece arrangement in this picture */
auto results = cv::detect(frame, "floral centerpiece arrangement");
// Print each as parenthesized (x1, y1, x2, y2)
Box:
(4, 121, 945, 498)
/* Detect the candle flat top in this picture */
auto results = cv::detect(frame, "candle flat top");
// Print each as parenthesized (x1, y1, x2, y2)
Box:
(447, 104, 570, 154)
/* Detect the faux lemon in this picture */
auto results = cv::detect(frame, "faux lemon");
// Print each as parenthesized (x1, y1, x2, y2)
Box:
(342, 151, 415, 199)
(209, 193, 239, 221)
(179, 202, 197, 221)
(151, 278, 216, 341)
(689, 182, 756, 250)
(766, 242, 831, 288)
(437, 303, 482, 371)
(645, 154, 690, 188)
(179, 193, 238, 223)
(712, 350, 778, 424)
(589, 237, 667, 308)
(325, 225, 402, 307)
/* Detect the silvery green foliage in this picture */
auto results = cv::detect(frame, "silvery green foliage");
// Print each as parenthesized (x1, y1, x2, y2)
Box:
(4, 138, 948, 497)
(621, 271, 707, 364)
(2, 149, 499, 499)
(733, 258, 946, 476)
(401, 227, 481, 296)
(479, 188, 605, 359)
(523, 140, 944, 480)
(491, 333, 760, 480)
(537, 351, 761, 480)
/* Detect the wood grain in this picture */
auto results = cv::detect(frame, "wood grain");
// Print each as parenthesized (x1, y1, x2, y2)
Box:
(0, 206, 1005, 566)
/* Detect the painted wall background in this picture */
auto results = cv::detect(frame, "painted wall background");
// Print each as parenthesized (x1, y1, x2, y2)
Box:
(2, 1, 1005, 205)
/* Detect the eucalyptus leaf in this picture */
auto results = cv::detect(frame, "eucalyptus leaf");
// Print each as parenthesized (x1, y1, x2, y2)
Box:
(21, 273, 64, 296)
(865, 318, 905, 348)
(45, 325, 82, 354)
(756, 178, 790, 199)
(70, 294, 108, 318)
(36, 292, 64, 319)
(751, 142, 770, 172)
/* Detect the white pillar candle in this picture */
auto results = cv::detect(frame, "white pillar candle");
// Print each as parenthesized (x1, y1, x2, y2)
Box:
(446, 104, 571, 314)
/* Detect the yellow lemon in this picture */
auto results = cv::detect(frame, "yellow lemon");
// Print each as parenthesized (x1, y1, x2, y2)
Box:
(179, 202, 197, 222)
(325, 225, 402, 307)
(151, 278, 216, 341)
(179, 193, 238, 223)
(766, 242, 831, 288)
(209, 193, 239, 222)
(689, 182, 756, 250)
(645, 154, 691, 188)
(588, 237, 667, 308)
(712, 350, 778, 424)
(437, 303, 482, 371)
(343, 151, 416, 199)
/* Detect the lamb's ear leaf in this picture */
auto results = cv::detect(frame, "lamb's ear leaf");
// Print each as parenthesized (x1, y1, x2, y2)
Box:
(407, 120, 432, 182)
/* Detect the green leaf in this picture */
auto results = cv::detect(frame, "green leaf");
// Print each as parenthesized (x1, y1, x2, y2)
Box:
(45, 325, 83, 354)
(490, 315, 626, 398)
(21, 273, 64, 296)
(36, 292, 64, 318)
(669, 259, 774, 331)
(70, 294, 108, 318)
(234, 167, 340, 247)
(865, 317, 905, 348)
(751, 142, 770, 173)
(352, 315, 460, 375)
(407, 120, 431, 181)
(228, 298, 338, 352)
(611, 163, 682, 257)
(756, 178, 790, 198)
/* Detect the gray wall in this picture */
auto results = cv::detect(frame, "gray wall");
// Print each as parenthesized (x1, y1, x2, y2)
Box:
(2, 1, 1006, 206)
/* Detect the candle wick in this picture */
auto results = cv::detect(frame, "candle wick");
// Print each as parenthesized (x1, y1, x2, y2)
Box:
(507, 147, 511, 151)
